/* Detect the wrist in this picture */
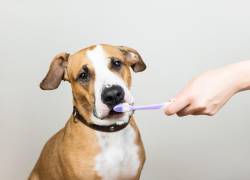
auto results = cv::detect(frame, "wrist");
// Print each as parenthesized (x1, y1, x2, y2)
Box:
(226, 61, 250, 93)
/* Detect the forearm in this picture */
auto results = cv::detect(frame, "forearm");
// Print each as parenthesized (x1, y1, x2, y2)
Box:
(227, 60, 250, 93)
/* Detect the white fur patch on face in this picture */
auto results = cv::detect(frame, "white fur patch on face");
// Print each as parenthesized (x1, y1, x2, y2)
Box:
(86, 45, 134, 126)
(95, 125, 140, 180)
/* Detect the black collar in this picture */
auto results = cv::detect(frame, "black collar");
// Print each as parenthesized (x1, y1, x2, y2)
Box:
(72, 107, 130, 133)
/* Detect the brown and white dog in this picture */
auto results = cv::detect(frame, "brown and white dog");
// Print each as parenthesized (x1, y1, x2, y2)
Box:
(29, 44, 146, 180)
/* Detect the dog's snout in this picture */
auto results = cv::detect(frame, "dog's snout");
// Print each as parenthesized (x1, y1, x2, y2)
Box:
(101, 85, 125, 108)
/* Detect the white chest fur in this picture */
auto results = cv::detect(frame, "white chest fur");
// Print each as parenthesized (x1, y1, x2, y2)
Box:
(95, 125, 140, 180)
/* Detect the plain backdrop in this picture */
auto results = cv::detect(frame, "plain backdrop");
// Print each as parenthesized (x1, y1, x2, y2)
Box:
(1, 0, 250, 179)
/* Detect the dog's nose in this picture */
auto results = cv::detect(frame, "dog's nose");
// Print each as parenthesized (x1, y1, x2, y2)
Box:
(101, 85, 125, 108)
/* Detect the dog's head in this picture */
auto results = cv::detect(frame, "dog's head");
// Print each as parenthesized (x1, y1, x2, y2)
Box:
(40, 44, 146, 125)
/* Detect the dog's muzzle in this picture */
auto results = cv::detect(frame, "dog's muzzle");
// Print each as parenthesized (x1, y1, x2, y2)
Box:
(98, 85, 125, 119)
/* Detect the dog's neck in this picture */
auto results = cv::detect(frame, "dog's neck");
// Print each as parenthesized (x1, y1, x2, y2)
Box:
(72, 107, 131, 133)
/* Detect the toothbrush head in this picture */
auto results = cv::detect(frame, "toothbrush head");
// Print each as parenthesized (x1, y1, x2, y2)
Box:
(113, 103, 131, 112)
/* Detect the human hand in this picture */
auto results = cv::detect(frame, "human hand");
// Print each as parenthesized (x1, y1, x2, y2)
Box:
(164, 64, 244, 116)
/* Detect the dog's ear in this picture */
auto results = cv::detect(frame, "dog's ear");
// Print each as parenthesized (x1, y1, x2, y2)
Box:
(118, 46, 146, 72)
(40, 52, 70, 90)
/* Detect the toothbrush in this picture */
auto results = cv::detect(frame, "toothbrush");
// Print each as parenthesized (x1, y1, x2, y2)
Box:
(113, 102, 172, 113)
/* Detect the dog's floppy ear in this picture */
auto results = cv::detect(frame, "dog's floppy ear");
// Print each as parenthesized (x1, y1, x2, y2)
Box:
(40, 52, 70, 90)
(118, 46, 146, 72)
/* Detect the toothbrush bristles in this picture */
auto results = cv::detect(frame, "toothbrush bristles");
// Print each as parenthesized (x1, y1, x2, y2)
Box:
(113, 103, 130, 112)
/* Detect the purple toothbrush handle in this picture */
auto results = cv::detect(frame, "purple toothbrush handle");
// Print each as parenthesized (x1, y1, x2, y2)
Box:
(131, 103, 166, 111)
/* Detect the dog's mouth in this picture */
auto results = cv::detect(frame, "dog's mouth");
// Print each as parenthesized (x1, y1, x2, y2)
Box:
(106, 109, 124, 119)
(93, 105, 125, 120)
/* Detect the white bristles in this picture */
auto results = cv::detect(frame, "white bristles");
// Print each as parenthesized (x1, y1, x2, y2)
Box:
(120, 103, 131, 112)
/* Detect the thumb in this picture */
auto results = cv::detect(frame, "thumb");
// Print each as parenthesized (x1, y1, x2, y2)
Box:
(164, 96, 190, 115)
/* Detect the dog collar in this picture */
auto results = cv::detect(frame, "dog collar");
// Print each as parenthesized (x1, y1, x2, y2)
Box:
(72, 107, 130, 133)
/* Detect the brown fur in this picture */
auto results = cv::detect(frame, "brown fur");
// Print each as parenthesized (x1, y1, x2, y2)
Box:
(29, 44, 146, 180)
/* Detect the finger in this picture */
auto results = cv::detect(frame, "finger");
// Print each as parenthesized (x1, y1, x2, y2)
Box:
(176, 105, 199, 116)
(164, 95, 190, 115)
(192, 109, 216, 116)
(176, 105, 194, 116)
(177, 105, 207, 116)
(192, 111, 207, 115)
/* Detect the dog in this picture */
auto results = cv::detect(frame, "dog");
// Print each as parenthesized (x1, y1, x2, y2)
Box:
(29, 44, 146, 180)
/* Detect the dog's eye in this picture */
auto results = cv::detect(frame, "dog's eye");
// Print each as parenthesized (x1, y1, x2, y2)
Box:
(79, 72, 88, 80)
(78, 68, 90, 82)
(111, 58, 122, 70)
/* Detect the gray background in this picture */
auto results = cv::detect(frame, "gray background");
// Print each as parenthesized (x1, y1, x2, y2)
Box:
(1, 0, 250, 179)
